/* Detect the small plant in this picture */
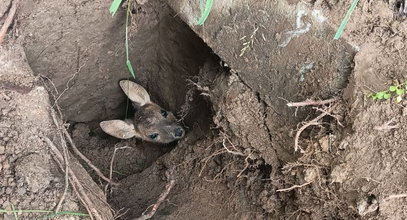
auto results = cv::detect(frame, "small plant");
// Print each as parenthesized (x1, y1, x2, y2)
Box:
(368, 81, 407, 103)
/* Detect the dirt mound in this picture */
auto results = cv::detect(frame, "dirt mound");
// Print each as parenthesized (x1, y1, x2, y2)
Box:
(0, 44, 113, 219)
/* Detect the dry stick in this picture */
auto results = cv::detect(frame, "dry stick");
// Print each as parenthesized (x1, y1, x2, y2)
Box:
(55, 127, 70, 212)
(134, 179, 176, 220)
(293, 104, 338, 152)
(60, 126, 119, 186)
(42, 136, 99, 220)
(109, 146, 131, 182)
(313, 106, 344, 127)
(276, 182, 312, 192)
(386, 193, 407, 200)
(0, 0, 19, 45)
(286, 97, 337, 107)
(199, 149, 227, 177)
(45, 109, 70, 213)
(222, 138, 245, 156)
(105, 145, 131, 194)
(374, 118, 399, 130)
(237, 155, 251, 178)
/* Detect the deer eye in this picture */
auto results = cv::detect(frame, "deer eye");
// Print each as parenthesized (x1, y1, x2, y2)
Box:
(148, 133, 158, 140)
(160, 110, 168, 118)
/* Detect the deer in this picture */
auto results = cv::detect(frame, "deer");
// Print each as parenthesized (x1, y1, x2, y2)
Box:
(100, 80, 185, 143)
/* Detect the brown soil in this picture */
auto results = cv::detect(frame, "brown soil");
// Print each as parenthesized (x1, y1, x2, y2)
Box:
(1, 0, 407, 219)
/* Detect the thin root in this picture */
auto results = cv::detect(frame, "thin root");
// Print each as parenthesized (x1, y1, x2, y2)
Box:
(286, 97, 337, 107)
(276, 182, 312, 192)
(0, 0, 19, 45)
(374, 118, 399, 131)
(134, 171, 176, 220)
(294, 103, 338, 152)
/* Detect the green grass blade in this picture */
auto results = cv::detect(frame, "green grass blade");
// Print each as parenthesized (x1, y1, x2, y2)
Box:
(0, 209, 88, 219)
(125, 0, 136, 79)
(11, 204, 19, 220)
(333, 0, 359, 40)
(38, 211, 89, 219)
(109, 0, 123, 16)
(197, 0, 214, 25)
(127, 60, 136, 79)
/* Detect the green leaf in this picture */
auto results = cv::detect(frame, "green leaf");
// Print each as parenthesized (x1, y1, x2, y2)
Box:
(405, 84, 407, 90)
(389, 85, 397, 92)
(396, 89, 405, 96)
(109, 0, 122, 16)
(383, 93, 391, 99)
(126, 60, 135, 79)
(396, 96, 403, 103)
(376, 91, 385, 99)
(197, 0, 214, 25)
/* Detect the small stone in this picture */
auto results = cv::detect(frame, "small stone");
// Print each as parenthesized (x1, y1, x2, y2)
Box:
(331, 163, 349, 183)
(357, 196, 378, 216)
(5, 187, 13, 194)
(0, 146, 5, 154)
(304, 168, 317, 183)
(17, 187, 26, 195)
(3, 161, 10, 169)
(319, 136, 329, 152)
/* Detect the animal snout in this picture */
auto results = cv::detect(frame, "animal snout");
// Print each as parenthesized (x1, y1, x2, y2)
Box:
(174, 127, 184, 138)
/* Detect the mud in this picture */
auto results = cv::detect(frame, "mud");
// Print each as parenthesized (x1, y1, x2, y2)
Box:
(2, 0, 407, 219)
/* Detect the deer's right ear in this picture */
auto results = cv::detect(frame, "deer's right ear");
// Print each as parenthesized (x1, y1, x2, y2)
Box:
(100, 120, 138, 139)
(119, 80, 151, 107)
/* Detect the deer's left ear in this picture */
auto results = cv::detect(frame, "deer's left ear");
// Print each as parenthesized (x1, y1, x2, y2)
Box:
(100, 120, 138, 139)
(119, 80, 151, 107)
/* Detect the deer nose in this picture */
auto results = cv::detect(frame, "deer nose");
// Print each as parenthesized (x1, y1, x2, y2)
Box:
(174, 128, 184, 137)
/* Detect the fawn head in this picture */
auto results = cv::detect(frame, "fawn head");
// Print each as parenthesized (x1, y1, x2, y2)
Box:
(100, 80, 184, 143)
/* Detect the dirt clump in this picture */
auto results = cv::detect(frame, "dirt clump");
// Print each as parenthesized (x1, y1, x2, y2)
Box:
(0, 44, 113, 219)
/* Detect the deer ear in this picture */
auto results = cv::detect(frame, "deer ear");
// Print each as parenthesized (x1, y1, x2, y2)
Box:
(119, 80, 151, 107)
(100, 120, 139, 139)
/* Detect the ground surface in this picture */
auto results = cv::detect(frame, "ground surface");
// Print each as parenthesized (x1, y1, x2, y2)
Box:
(1, 0, 407, 219)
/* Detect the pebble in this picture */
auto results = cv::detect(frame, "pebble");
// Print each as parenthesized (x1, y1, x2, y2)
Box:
(5, 187, 13, 194)
(17, 187, 26, 195)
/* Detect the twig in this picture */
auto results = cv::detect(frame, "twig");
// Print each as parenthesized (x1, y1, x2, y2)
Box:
(287, 97, 337, 107)
(237, 155, 251, 178)
(374, 118, 399, 131)
(42, 136, 100, 220)
(313, 106, 344, 127)
(199, 148, 227, 177)
(134, 172, 176, 220)
(49, 108, 117, 185)
(45, 109, 70, 213)
(105, 145, 131, 193)
(55, 125, 70, 213)
(49, 107, 118, 185)
(222, 137, 244, 156)
(109, 146, 131, 182)
(0, 0, 19, 45)
(276, 182, 312, 192)
(62, 127, 119, 186)
(386, 193, 407, 200)
(294, 104, 338, 152)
